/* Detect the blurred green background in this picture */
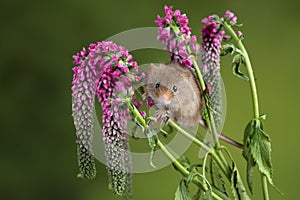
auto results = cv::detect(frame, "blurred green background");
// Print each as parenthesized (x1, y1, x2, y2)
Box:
(0, 0, 299, 199)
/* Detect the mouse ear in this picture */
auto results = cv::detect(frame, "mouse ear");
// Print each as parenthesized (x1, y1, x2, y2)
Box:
(181, 71, 192, 78)
(149, 63, 159, 71)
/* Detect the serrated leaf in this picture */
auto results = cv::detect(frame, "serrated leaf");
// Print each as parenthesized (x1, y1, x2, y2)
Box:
(210, 159, 228, 197)
(232, 54, 249, 81)
(175, 179, 192, 200)
(243, 119, 273, 188)
(231, 163, 251, 200)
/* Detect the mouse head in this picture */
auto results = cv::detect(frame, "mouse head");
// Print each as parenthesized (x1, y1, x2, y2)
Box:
(145, 63, 194, 106)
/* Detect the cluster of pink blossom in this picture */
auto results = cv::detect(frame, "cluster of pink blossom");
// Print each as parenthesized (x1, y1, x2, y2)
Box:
(224, 10, 237, 24)
(200, 16, 224, 72)
(200, 14, 226, 129)
(155, 5, 200, 67)
(72, 41, 143, 195)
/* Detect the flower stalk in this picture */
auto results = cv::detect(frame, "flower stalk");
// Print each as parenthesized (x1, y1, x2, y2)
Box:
(223, 20, 269, 200)
(126, 100, 225, 200)
(222, 23, 260, 118)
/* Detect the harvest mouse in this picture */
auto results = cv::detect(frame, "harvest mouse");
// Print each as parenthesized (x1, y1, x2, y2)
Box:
(144, 62, 204, 128)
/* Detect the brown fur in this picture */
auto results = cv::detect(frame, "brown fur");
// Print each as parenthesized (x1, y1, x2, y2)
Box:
(144, 62, 204, 128)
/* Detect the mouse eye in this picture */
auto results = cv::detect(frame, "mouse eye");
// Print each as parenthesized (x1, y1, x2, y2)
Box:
(173, 85, 177, 92)
(155, 82, 160, 89)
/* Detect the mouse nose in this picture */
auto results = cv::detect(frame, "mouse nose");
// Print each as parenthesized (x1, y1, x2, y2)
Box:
(159, 94, 171, 104)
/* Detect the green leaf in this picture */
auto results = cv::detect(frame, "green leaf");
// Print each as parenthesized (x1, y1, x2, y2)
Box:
(231, 163, 251, 200)
(210, 159, 228, 197)
(233, 23, 243, 27)
(242, 120, 255, 193)
(146, 128, 157, 151)
(202, 188, 212, 200)
(175, 179, 192, 200)
(246, 155, 255, 194)
(192, 188, 201, 200)
(243, 119, 273, 189)
(232, 54, 249, 81)
(221, 43, 236, 56)
(145, 128, 158, 168)
(186, 171, 212, 200)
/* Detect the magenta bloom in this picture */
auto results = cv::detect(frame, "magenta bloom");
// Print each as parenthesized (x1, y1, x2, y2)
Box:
(146, 97, 154, 107)
(224, 10, 238, 24)
(200, 17, 225, 129)
(155, 5, 200, 67)
(72, 41, 142, 195)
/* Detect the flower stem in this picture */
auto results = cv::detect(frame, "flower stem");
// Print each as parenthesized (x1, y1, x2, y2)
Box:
(223, 22, 259, 118)
(190, 57, 230, 173)
(223, 22, 269, 200)
(191, 52, 221, 151)
(168, 120, 211, 153)
(168, 120, 231, 179)
(261, 174, 270, 200)
(157, 139, 223, 200)
(126, 100, 230, 198)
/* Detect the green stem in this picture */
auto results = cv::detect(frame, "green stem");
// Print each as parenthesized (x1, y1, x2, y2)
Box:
(191, 48, 222, 154)
(261, 174, 270, 200)
(168, 23, 234, 186)
(224, 22, 269, 200)
(223, 23, 259, 118)
(168, 120, 211, 153)
(157, 139, 223, 200)
(168, 120, 231, 179)
(126, 100, 227, 199)
(190, 52, 228, 171)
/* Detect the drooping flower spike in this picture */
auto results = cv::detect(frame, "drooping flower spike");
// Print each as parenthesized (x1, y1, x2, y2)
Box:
(72, 41, 143, 196)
